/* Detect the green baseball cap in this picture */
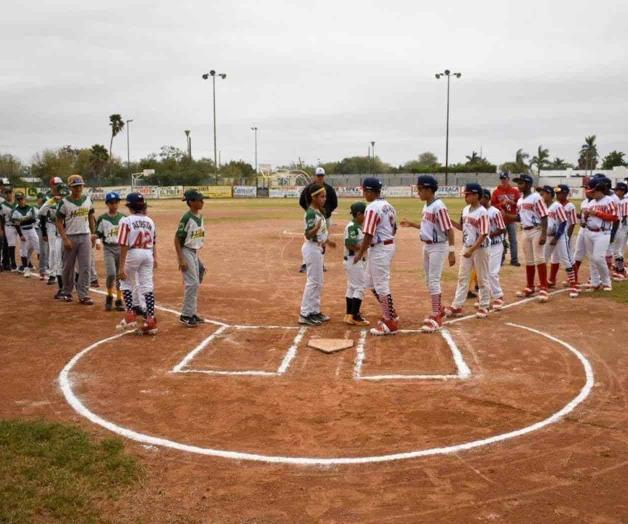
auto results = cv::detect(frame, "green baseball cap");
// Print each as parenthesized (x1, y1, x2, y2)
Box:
(182, 189, 204, 202)
(350, 201, 366, 215)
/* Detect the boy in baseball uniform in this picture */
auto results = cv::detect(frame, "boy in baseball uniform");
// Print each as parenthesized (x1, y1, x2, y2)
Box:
(611, 182, 627, 280)
(34, 192, 49, 280)
(552, 184, 577, 285)
(40, 182, 67, 291)
(343, 201, 369, 326)
(444, 183, 491, 319)
(299, 183, 336, 326)
(96, 192, 125, 311)
(0, 187, 18, 271)
(481, 189, 506, 309)
(538, 186, 579, 298)
(400, 175, 455, 333)
(118, 193, 158, 335)
(11, 191, 40, 278)
(513, 174, 549, 302)
(175, 189, 206, 328)
(352, 177, 399, 336)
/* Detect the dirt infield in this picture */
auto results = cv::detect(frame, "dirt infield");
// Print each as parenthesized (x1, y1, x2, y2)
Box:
(1, 198, 627, 522)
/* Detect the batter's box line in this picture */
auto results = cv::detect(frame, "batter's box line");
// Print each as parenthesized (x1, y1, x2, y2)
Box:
(353, 328, 471, 381)
(171, 326, 307, 377)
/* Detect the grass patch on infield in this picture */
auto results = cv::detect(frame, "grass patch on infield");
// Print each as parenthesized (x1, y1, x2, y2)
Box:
(589, 281, 628, 304)
(0, 419, 142, 523)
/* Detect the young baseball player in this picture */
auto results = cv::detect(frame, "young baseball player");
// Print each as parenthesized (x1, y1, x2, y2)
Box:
(343, 201, 369, 326)
(582, 177, 618, 291)
(298, 183, 336, 326)
(352, 177, 398, 335)
(11, 191, 40, 278)
(96, 192, 125, 311)
(538, 186, 579, 298)
(0, 187, 18, 271)
(34, 192, 49, 280)
(56, 175, 96, 304)
(444, 183, 490, 319)
(572, 187, 593, 287)
(611, 182, 627, 280)
(481, 189, 506, 309)
(175, 189, 206, 328)
(513, 174, 549, 302)
(552, 184, 578, 286)
(118, 193, 158, 335)
(400, 175, 455, 333)
(39, 181, 67, 291)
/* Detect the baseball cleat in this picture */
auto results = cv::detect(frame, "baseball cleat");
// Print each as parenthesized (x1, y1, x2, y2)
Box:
(114, 299, 125, 312)
(311, 312, 330, 323)
(475, 307, 489, 319)
(23, 268, 32, 278)
(515, 287, 535, 298)
(179, 315, 198, 328)
(343, 314, 356, 325)
(443, 306, 463, 318)
(537, 289, 549, 303)
(79, 297, 94, 305)
(420, 315, 442, 333)
(116, 311, 138, 331)
(90, 280, 100, 288)
(352, 314, 370, 327)
(370, 319, 398, 336)
(192, 314, 204, 323)
(298, 314, 321, 326)
(568, 288, 580, 298)
(492, 298, 504, 310)
(105, 296, 113, 311)
(47, 276, 56, 285)
(142, 316, 158, 335)
(298, 264, 306, 273)
(61, 294, 73, 302)
(602, 285, 612, 292)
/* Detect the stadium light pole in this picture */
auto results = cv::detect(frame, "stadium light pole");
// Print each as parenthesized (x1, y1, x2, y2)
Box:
(435, 69, 461, 186)
(251, 126, 258, 173)
(184, 129, 191, 159)
(371, 141, 375, 174)
(202, 70, 227, 183)
(126, 119, 133, 179)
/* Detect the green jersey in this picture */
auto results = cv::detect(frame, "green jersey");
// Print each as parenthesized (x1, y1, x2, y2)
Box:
(304, 207, 328, 243)
(176, 211, 205, 249)
(11, 205, 37, 228)
(343, 219, 364, 258)
(96, 212, 125, 245)
(56, 195, 94, 235)
(0, 200, 15, 227)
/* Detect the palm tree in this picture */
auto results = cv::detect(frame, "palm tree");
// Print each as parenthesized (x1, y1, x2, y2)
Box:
(89, 144, 109, 183)
(578, 135, 598, 172)
(530, 145, 550, 173)
(465, 151, 481, 164)
(515, 148, 529, 168)
(108, 114, 125, 174)
(548, 157, 573, 170)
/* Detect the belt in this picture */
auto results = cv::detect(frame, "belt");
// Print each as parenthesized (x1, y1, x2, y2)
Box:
(21, 226, 34, 230)
(344, 256, 366, 261)
(183, 246, 198, 252)
(421, 239, 446, 244)
(522, 225, 538, 231)
(370, 239, 394, 247)
(490, 238, 502, 245)
(586, 226, 604, 232)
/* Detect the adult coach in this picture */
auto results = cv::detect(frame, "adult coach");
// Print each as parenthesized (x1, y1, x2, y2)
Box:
(298, 167, 338, 272)
(491, 172, 521, 266)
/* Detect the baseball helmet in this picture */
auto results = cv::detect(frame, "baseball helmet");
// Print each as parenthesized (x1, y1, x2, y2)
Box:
(513, 174, 534, 185)
(49, 176, 63, 188)
(67, 174, 84, 187)
(350, 201, 366, 216)
(105, 191, 121, 203)
(315, 167, 326, 176)
(362, 177, 382, 191)
(614, 182, 628, 193)
(464, 182, 483, 195)
(416, 175, 438, 191)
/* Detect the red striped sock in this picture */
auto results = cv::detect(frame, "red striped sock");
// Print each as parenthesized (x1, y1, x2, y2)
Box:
(550, 263, 560, 283)
(431, 294, 441, 317)
(526, 265, 535, 289)
(566, 267, 576, 288)
(537, 263, 548, 289)
(574, 260, 581, 283)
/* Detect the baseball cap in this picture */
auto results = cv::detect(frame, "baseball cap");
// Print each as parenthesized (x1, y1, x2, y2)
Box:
(416, 175, 438, 190)
(67, 174, 84, 187)
(499, 172, 510, 180)
(362, 177, 382, 191)
(15, 191, 25, 199)
(537, 185, 555, 196)
(350, 201, 366, 215)
(464, 183, 483, 195)
(554, 184, 570, 195)
(513, 174, 533, 185)
(105, 191, 121, 203)
(126, 192, 145, 205)
(587, 177, 609, 190)
(57, 183, 69, 197)
(614, 182, 628, 192)
(49, 176, 63, 187)
(315, 167, 326, 176)
(182, 189, 204, 202)
(482, 188, 491, 199)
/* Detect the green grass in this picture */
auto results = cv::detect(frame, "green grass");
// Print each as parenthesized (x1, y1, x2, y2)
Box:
(589, 280, 628, 305)
(0, 419, 142, 524)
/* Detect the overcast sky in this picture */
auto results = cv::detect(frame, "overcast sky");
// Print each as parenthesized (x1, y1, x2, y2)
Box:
(2, 0, 627, 168)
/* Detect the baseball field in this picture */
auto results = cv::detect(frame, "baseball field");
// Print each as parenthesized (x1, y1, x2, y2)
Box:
(1, 197, 627, 523)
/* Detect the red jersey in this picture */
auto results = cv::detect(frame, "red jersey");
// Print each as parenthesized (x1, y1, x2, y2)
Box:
(491, 185, 521, 224)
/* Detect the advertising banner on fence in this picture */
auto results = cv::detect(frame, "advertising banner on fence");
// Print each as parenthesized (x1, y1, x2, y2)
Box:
(335, 186, 363, 198)
(269, 186, 304, 198)
(88, 186, 133, 200)
(382, 186, 413, 198)
(233, 186, 257, 198)
(188, 185, 233, 198)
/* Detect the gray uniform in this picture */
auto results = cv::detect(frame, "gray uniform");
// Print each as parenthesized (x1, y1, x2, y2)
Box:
(96, 212, 125, 290)
(176, 211, 205, 317)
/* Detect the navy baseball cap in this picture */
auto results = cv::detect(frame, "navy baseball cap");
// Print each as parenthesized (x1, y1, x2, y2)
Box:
(513, 174, 533, 185)
(464, 183, 483, 195)
(614, 182, 628, 192)
(350, 201, 366, 215)
(416, 175, 438, 191)
(362, 177, 382, 191)
(499, 172, 510, 180)
(537, 185, 555, 196)
(482, 188, 491, 199)
(105, 191, 121, 203)
(554, 184, 570, 195)
(588, 177, 609, 190)
(126, 192, 145, 205)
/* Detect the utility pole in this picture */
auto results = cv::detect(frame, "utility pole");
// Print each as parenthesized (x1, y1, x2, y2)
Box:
(435, 69, 462, 186)
(184, 130, 191, 159)
(202, 70, 227, 183)
(371, 141, 375, 174)
(251, 126, 258, 172)
(126, 119, 134, 180)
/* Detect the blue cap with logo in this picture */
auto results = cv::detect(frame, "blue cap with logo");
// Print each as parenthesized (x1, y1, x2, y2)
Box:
(362, 177, 382, 191)
(416, 175, 438, 191)
(537, 185, 555, 196)
(126, 192, 145, 205)
(614, 181, 628, 192)
(464, 182, 483, 195)
(554, 184, 570, 195)
(513, 174, 534, 185)
(499, 172, 510, 180)
(105, 191, 121, 203)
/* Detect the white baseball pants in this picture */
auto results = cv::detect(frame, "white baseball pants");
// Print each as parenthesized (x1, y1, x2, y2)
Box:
(19, 228, 39, 259)
(300, 241, 324, 316)
(452, 247, 490, 309)
(488, 242, 504, 299)
(573, 228, 586, 261)
(366, 243, 395, 297)
(546, 235, 574, 268)
(521, 227, 546, 265)
(422, 243, 448, 295)
(612, 223, 628, 259)
(4, 226, 18, 247)
(120, 248, 154, 295)
(344, 259, 366, 300)
(583, 230, 611, 286)
(47, 227, 63, 278)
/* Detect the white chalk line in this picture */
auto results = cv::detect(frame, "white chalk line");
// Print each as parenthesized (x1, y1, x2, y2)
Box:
(354, 328, 471, 382)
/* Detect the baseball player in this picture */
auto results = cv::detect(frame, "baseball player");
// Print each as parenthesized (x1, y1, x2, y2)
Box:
(11, 191, 40, 278)
(611, 182, 627, 280)
(352, 177, 399, 336)
(605, 178, 621, 271)
(481, 189, 506, 309)
(513, 174, 549, 302)
(552, 184, 578, 286)
(0, 187, 18, 271)
(538, 186, 579, 298)
(34, 192, 49, 280)
(400, 175, 455, 333)
(444, 183, 490, 319)
(343, 201, 369, 326)
(95, 192, 125, 311)
(55, 174, 96, 304)
(298, 183, 336, 326)
(174, 189, 206, 328)
(582, 177, 618, 291)
(39, 181, 67, 291)
(118, 193, 158, 335)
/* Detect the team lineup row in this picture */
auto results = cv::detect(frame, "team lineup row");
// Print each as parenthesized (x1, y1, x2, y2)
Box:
(297, 173, 628, 335)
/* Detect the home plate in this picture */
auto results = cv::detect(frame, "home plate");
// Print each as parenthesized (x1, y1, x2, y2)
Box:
(307, 338, 354, 354)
